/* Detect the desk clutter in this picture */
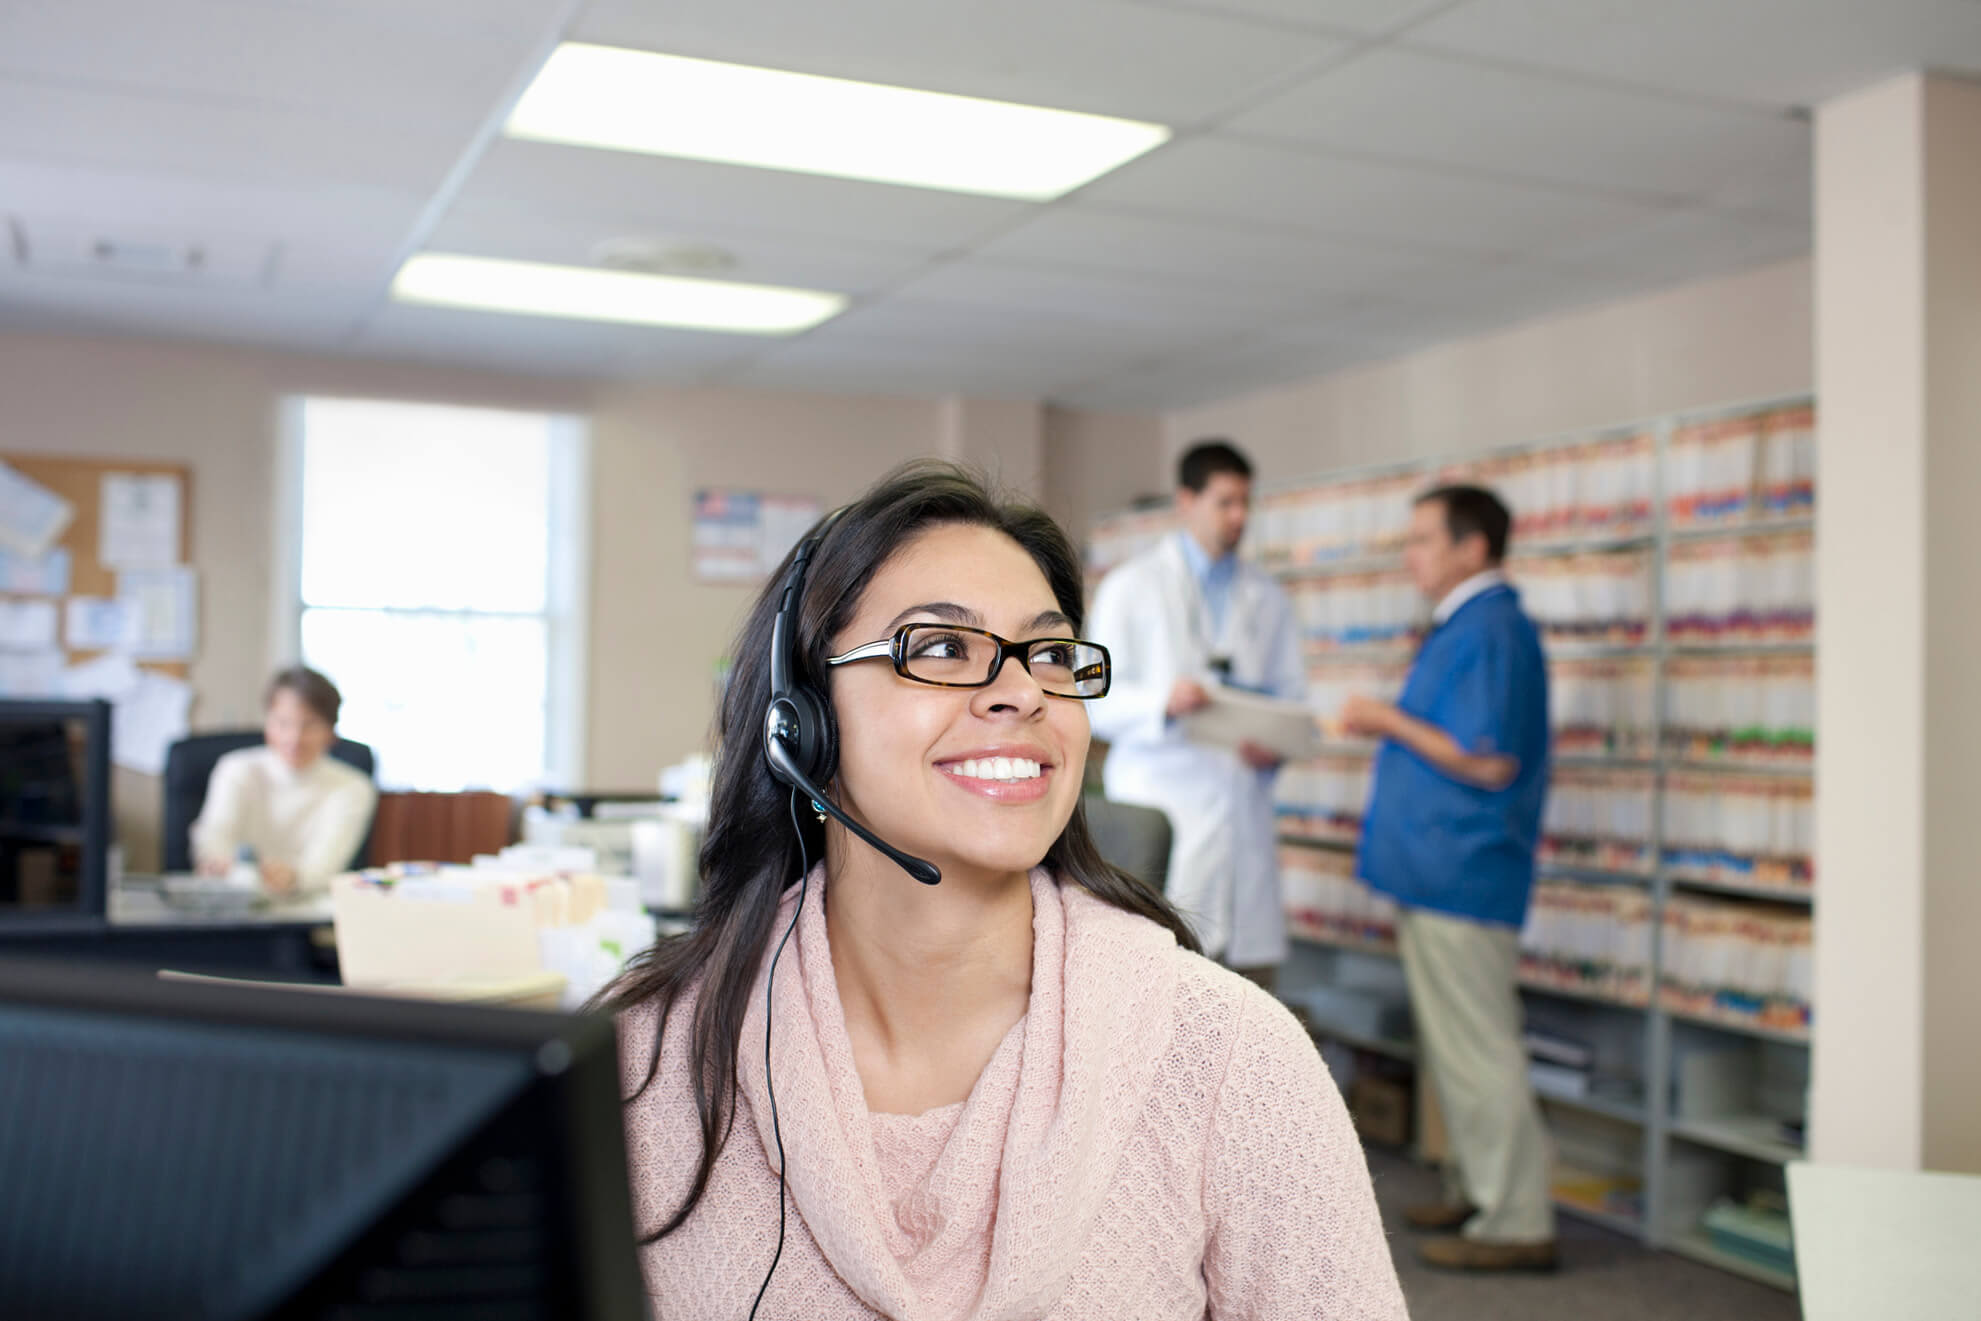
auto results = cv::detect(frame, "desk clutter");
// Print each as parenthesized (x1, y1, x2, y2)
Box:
(332, 845, 657, 1010)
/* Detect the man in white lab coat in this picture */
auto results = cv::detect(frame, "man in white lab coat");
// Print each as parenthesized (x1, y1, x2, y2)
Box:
(1088, 441, 1306, 986)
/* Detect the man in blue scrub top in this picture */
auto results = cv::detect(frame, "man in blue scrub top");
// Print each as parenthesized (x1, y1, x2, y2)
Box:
(1340, 485, 1555, 1273)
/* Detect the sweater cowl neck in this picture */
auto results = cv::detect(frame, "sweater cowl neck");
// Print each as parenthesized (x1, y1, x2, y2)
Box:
(736, 866, 1181, 1321)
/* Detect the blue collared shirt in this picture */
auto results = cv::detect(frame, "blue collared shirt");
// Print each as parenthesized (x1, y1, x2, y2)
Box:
(1177, 532, 1240, 640)
(1357, 584, 1551, 929)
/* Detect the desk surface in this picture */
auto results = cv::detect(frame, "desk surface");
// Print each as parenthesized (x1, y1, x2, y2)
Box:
(107, 879, 334, 931)
(1791, 1162, 1981, 1320)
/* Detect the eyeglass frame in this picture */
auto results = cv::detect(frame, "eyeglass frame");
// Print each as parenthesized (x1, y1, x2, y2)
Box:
(823, 623, 1112, 699)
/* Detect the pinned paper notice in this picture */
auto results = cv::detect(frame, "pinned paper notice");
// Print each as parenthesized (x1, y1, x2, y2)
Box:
(0, 547, 71, 596)
(113, 671, 192, 776)
(101, 472, 182, 568)
(66, 597, 132, 652)
(58, 654, 189, 775)
(0, 599, 59, 651)
(118, 566, 198, 660)
(0, 649, 63, 698)
(62, 652, 142, 702)
(0, 460, 74, 558)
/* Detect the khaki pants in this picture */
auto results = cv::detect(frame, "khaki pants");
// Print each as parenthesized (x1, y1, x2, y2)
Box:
(1398, 907, 1555, 1243)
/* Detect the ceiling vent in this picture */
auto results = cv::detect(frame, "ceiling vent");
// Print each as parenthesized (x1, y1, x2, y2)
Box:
(7, 215, 274, 286)
(590, 236, 738, 276)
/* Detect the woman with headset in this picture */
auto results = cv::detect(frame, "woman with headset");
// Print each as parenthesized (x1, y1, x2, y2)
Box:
(604, 463, 1405, 1320)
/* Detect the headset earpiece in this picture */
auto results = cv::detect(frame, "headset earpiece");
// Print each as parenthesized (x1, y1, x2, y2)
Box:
(764, 515, 842, 789)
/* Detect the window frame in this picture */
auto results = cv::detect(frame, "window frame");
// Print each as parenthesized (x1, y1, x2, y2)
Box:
(273, 396, 590, 791)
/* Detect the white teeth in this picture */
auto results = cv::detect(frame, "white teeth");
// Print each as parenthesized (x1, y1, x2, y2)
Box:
(946, 757, 1045, 782)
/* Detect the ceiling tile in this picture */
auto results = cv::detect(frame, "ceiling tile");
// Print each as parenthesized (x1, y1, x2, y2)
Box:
(1406, 0, 1981, 109)
(1549, 208, 1810, 285)
(1051, 326, 1390, 411)
(1231, 47, 1810, 205)
(723, 338, 1074, 399)
(1142, 0, 1453, 37)
(0, 1, 550, 121)
(455, 140, 1031, 253)
(0, 77, 467, 192)
(0, 264, 372, 347)
(791, 299, 1165, 378)
(971, 204, 1444, 295)
(0, 160, 424, 297)
(1344, 257, 1683, 345)
(423, 200, 935, 296)
(354, 303, 762, 381)
(573, 0, 1350, 124)
(888, 254, 1327, 332)
(1080, 135, 1672, 256)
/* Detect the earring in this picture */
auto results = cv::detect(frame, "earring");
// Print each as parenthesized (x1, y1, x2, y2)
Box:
(812, 799, 827, 823)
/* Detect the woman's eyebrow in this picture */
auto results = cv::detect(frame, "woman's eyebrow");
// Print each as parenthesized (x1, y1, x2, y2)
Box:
(879, 603, 1075, 634)
(884, 601, 981, 630)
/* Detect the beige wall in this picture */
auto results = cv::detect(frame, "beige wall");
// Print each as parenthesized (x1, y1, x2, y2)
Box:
(1161, 258, 1813, 483)
(0, 330, 1114, 866)
(1039, 405, 1166, 545)
(584, 384, 951, 786)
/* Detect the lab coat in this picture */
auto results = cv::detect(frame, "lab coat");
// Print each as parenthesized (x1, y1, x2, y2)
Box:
(1088, 536, 1306, 965)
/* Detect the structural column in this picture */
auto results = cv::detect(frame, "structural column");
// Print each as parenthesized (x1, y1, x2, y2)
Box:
(1813, 72, 1981, 1173)
(935, 396, 1045, 500)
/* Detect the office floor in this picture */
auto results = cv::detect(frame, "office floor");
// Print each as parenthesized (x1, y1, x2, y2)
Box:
(1364, 1147, 1801, 1321)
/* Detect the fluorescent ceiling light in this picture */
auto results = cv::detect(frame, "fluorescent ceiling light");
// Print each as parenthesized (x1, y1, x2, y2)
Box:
(505, 42, 1172, 201)
(390, 253, 847, 335)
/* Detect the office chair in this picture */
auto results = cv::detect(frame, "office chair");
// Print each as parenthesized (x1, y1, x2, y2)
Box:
(161, 731, 377, 873)
(1083, 795, 1173, 895)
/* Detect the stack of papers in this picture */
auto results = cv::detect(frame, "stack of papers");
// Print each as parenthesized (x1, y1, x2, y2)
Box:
(1177, 685, 1323, 762)
(332, 854, 657, 1010)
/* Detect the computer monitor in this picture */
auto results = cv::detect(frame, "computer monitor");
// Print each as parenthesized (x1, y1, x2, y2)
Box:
(0, 698, 111, 920)
(0, 959, 648, 1321)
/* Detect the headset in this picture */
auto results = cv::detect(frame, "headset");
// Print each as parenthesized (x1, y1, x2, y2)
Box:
(749, 510, 941, 1319)
(762, 510, 941, 887)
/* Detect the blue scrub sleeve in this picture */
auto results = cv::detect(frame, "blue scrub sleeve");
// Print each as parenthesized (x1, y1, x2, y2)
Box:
(1440, 631, 1531, 761)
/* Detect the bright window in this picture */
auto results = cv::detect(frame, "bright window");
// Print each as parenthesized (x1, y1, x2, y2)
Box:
(286, 397, 589, 791)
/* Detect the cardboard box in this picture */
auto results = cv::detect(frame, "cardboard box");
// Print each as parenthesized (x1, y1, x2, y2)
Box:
(1349, 1075, 1413, 1147)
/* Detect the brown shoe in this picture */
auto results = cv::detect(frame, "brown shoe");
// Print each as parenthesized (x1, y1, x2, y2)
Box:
(1419, 1236, 1559, 1272)
(1403, 1201, 1478, 1232)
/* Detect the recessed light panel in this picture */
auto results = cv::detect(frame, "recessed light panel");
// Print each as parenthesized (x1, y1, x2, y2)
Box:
(505, 43, 1171, 201)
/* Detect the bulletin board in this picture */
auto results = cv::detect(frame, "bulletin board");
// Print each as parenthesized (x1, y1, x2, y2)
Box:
(0, 453, 195, 681)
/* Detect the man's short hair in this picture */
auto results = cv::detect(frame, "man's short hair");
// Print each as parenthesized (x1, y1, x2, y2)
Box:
(1177, 440, 1254, 493)
(265, 665, 342, 727)
(1416, 484, 1512, 563)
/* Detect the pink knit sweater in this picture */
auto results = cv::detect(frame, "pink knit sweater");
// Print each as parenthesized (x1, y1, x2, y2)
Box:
(618, 868, 1408, 1319)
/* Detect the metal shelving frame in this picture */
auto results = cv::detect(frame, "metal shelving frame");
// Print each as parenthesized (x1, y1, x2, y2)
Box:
(1101, 389, 1816, 1289)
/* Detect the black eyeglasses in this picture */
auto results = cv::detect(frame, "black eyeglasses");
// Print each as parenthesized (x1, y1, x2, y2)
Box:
(825, 624, 1111, 699)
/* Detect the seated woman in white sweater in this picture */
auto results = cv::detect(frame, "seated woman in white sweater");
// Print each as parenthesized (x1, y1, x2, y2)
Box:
(190, 666, 377, 895)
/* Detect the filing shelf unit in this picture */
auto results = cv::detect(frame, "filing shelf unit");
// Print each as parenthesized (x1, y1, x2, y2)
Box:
(1088, 393, 1816, 1291)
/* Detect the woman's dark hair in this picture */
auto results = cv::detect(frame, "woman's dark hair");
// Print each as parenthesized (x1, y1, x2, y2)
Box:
(264, 665, 341, 726)
(596, 460, 1202, 1243)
